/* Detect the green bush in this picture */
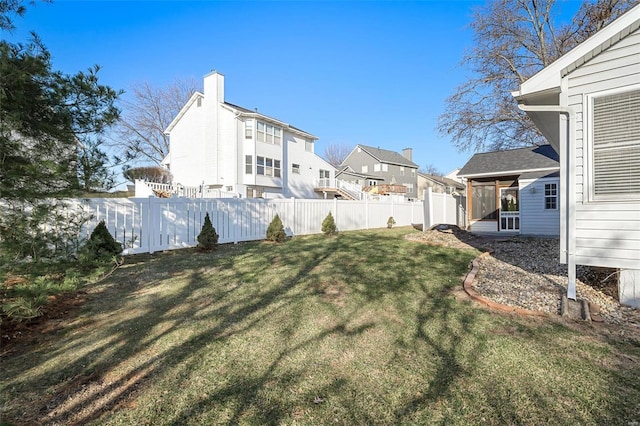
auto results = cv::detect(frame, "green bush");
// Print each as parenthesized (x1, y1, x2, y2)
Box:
(321, 212, 337, 236)
(387, 216, 396, 228)
(82, 220, 122, 262)
(197, 213, 219, 251)
(266, 214, 286, 243)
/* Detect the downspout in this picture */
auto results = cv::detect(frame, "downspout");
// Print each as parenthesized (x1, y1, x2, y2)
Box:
(517, 104, 577, 300)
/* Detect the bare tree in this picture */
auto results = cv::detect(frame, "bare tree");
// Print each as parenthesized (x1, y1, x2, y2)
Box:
(419, 164, 443, 176)
(112, 78, 201, 165)
(322, 143, 352, 168)
(438, 0, 636, 153)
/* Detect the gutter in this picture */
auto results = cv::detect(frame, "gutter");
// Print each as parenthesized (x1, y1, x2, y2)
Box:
(517, 104, 577, 300)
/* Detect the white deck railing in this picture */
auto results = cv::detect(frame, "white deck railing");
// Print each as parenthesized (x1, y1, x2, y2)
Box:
(136, 180, 237, 199)
(315, 179, 366, 200)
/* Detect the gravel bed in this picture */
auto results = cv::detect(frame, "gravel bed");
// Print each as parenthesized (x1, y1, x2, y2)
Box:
(406, 227, 640, 329)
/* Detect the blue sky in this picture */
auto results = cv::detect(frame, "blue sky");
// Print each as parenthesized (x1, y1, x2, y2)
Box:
(7, 0, 550, 175)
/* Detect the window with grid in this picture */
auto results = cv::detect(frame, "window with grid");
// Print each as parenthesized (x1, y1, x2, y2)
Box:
(592, 89, 640, 200)
(292, 163, 300, 174)
(256, 121, 282, 145)
(544, 183, 557, 210)
(256, 156, 280, 177)
(245, 155, 252, 174)
(245, 120, 253, 139)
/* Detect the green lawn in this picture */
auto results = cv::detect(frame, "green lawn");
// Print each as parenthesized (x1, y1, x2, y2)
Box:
(1, 228, 639, 425)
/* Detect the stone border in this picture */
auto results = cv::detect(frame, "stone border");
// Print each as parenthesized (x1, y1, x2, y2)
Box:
(462, 252, 548, 317)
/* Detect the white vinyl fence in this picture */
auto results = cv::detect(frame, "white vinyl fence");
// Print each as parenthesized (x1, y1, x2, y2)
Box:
(73, 197, 425, 255)
(422, 188, 466, 230)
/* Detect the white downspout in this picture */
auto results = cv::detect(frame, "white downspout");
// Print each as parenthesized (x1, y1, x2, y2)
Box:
(517, 104, 577, 300)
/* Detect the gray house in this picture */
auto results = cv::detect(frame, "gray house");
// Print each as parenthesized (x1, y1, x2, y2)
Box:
(458, 145, 560, 236)
(417, 173, 465, 197)
(339, 145, 419, 199)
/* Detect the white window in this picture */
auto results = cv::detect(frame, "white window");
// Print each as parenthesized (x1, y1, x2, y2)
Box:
(406, 183, 414, 194)
(245, 155, 252, 174)
(544, 183, 558, 209)
(319, 169, 330, 179)
(400, 166, 405, 176)
(245, 120, 253, 139)
(256, 156, 280, 177)
(368, 180, 377, 186)
(374, 163, 381, 172)
(305, 140, 313, 152)
(591, 88, 640, 200)
(257, 156, 265, 175)
(226, 186, 233, 192)
(382, 164, 388, 172)
(292, 163, 300, 174)
(362, 165, 368, 173)
(256, 121, 282, 145)
(411, 168, 416, 176)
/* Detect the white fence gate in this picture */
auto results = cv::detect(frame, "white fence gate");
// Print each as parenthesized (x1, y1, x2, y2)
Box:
(422, 188, 466, 230)
(75, 198, 425, 255)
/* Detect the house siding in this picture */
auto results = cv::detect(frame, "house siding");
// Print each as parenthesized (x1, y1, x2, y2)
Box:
(341, 146, 418, 197)
(566, 27, 640, 269)
(518, 177, 560, 236)
(168, 99, 210, 187)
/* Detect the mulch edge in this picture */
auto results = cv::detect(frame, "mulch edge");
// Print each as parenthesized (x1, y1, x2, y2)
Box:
(463, 252, 548, 317)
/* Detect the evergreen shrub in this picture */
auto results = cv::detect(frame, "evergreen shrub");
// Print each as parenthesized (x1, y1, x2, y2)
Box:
(82, 220, 122, 262)
(197, 213, 218, 251)
(266, 214, 286, 243)
(321, 212, 337, 236)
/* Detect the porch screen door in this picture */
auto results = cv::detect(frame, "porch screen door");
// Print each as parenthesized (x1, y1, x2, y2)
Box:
(499, 188, 520, 231)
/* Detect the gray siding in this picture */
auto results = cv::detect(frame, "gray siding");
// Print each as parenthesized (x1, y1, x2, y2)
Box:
(567, 28, 640, 269)
(519, 177, 560, 236)
(342, 147, 418, 196)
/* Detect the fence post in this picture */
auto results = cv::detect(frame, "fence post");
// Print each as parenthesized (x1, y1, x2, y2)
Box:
(365, 196, 369, 229)
(423, 188, 433, 231)
(442, 193, 447, 225)
(232, 199, 239, 244)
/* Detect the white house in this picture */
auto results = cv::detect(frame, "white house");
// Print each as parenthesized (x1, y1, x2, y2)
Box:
(164, 71, 336, 199)
(512, 4, 640, 307)
(458, 145, 560, 236)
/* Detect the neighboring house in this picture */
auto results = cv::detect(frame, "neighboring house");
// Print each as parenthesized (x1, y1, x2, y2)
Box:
(164, 71, 336, 199)
(443, 168, 465, 185)
(458, 145, 560, 236)
(512, 4, 640, 307)
(340, 145, 419, 199)
(417, 173, 465, 197)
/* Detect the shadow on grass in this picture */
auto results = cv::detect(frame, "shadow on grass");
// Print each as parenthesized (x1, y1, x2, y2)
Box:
(4, 228, 637, 424)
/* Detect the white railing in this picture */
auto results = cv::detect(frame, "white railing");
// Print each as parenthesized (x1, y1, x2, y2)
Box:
(500, 211, 520, 231)
(135, 180, 238, 199)
(316, 179, 366, 200)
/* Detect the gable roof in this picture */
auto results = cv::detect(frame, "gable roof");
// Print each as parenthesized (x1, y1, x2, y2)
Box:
(458, 145, 559, 178)
(164, 96, 317, 140)
(513, 4, 640, 99)
(348, 144, 419, 168)
(336, 166, 385, 181)
(418, 173, 465, 190)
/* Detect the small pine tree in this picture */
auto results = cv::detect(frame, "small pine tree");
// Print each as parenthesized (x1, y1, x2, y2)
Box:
(321, 212, 337, 236)
(83, 220, 122, 262)
(197, 213, 218, 251)
(266, 214, 286, 243)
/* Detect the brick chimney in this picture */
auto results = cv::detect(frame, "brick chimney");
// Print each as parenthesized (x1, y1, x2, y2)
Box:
(402, 148, 413, 161)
